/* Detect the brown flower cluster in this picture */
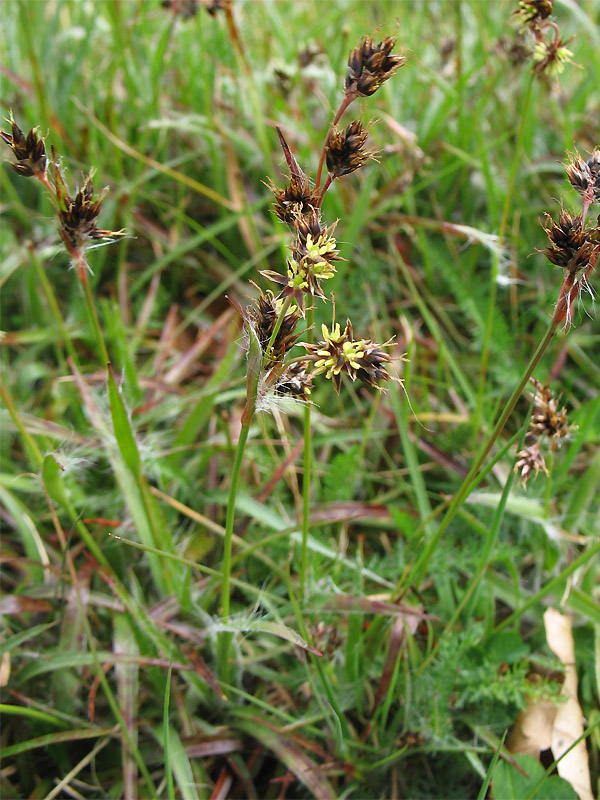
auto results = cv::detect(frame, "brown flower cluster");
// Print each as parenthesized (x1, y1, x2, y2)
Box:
(542, 210, 597, 273)
(303, 320, 393, 395)
(239, 34, 406, 412)
(1, 115, 47, 181)
(325, 121, 375, 179)
(542, 147, 600, 328)
(247, 287, 303, 368)
(565, 149, 600, 211)
(345, 36, 406, 98)
(2, 116, 124, 274)
(514, 378, 576, 486)
(511, 0, 573, 76)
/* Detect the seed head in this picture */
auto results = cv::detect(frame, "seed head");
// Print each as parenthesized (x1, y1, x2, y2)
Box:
(267, 127, 320, 225)
(532, 38, 573, 75)
(303, 319, 393, 394)
(514, 442, 548, 486)
(51, 153, 124, 258)
(1, 114, 47, 180)
(542, 210, 597, 274)
(267, 174, 320, 225)
(260, 213, 340, 313)
(529, 378, 575, 440)
(325, 120, 375, 179)
(247, 287, 302, 367)
(512, 0, 553, 30)
(566, 149, 600, 205)
(161, 0, 200, 17)
(345, 36, 406, 98)
(274, 361, 313, 401)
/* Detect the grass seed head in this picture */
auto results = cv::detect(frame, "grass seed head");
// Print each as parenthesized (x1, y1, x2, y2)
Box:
(325, 120, 375, 178)
(304, 319, 393, 394)
(542, 210, 597, 274)
(531, 37, 573, 75)
(567, 148, 600, 203)
(529, 378, 575, 440)
(1, 114, 47, 180)
(266, 174, 320, 225)
(345, 35, 405, 98)
(260, 213, 340, 313)
(247, 287, 302, 366)
(514, 441, 548, 486)
(274, 361, 313, 401)
(512, 0, 553, 30)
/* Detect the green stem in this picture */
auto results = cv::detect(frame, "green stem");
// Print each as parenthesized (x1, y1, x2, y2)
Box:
(300, 305, 315, 599)
(218, 418, 252, 683)
(0, 383, 44, 469)
(79, 264, 110, 366)
(29, 247, 80, 367)
(408, 315, 558, 589)
(473, 74, 534, 446)
(262, 295, 293, 370)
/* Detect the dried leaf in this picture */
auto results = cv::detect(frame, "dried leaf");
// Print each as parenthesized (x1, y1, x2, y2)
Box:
(544, 608, 594, 800)
(508, 696, 557, 758)
(0, 650, 11, 687)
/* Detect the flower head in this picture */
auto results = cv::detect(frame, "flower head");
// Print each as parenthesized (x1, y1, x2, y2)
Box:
(566, 149, 600, 207)
(1, 114, 47, 180)
(247, 287, 302, 367)
(267, 174, 320, 225)
(529, 378, 576, 440)
(274, 361, 313, 401)
(303, 319, 393, 394)
(514, 441, 548, 486)
(325, 120, 375, 179)
(267, 127, 320, 225)
(512, 0, 553, 31)
(532, 38, 573, 75)
(50, 152, 124, 259)
(260, 212, 340, 313)
(345, 36, 406, 98)
(542, 210, 597, 275)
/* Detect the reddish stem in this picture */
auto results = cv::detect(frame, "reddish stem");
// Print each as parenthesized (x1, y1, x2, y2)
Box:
(315, 94, 354, 193)
(318, 175, 333, 207)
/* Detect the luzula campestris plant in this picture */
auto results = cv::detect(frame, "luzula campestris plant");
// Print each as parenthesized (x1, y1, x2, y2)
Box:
(512, 0, 574, 75)
(1, 115, 124, 363)
(514, 378, 576, 486)
(220, 33, 406, 679)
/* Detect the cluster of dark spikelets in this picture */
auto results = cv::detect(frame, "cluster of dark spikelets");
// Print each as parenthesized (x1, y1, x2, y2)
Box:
(303, 320, 393, 395)
(247, 287, 303, 367)
(565, 149, 600, 216)
(511, 0, 573, 76)
(1, 114, 47, 181)
(244, 34, 406, 410)
(514, 378, 576, 486)
(345, 35, 406, 98)
(2, 116, 124, 275)
(325, 121, 375, 179)
(541, 147, 600, 328)
(261, 210, 341, 312)
(161, 0, 227, 17)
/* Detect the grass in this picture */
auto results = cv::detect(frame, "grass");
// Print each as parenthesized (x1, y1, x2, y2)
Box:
(1, 0, 599, 798)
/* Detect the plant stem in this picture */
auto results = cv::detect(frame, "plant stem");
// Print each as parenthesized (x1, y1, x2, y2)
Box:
(315, 95, 353, 193)
(29, 246, 80, 367)
(78, 260, 110, 365)
(219, 418, 252, 683)
(473, 73, 534, 446)
(262, 295, 293, 370)
(300, 305, 315, 599)
(408, 315, 558, 588)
